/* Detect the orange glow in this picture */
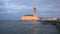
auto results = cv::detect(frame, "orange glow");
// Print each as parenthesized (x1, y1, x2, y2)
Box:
(21, 16, 39, 20)
(21, 5, 39, 20)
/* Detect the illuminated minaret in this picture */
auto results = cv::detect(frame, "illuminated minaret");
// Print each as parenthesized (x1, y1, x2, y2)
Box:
(33, 0, 39, 20)
(33, 0, 37, 16)
(33, 5, 36, 16)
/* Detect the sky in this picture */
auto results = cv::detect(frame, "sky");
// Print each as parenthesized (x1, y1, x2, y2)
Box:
(0, 0, 60, 20)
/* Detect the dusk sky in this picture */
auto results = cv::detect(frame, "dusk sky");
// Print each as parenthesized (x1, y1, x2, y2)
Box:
(0, 0, 60, 20)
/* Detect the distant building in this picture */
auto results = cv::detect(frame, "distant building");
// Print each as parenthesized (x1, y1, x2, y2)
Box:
(21, 5, 39, 20)
(48, 18, 58, 21)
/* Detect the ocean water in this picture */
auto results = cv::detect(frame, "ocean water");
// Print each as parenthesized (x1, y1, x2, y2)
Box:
(0, 20, 60, 34)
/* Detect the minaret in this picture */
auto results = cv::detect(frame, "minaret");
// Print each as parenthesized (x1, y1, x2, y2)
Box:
(33, 5, 39, 20)
(33, 0, 37, 16)
(33, 0, 39, 20)
(33, 5, 36, 16)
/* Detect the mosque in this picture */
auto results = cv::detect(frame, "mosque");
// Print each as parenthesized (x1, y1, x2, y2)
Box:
(21, 5, 39, 20)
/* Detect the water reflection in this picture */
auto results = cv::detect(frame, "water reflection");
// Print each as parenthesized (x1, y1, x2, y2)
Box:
(31, 20, 58, 34)
(32, 20, 40, 34)
(0, 20, 59, 34)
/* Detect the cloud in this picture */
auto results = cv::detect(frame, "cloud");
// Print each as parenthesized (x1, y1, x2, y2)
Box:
(0, 0, 60, 13)
(5, 4, 32, 10)
(0, 2, 33, 13)
(5, 4, 33, 13)
(0, 0, 33, 13)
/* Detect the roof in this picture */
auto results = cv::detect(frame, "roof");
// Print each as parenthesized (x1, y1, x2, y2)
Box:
(24, 14, 33, 16)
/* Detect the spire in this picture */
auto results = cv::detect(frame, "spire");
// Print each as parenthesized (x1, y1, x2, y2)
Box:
(33, 0, 36, 7)
(34, 5, 36, 8)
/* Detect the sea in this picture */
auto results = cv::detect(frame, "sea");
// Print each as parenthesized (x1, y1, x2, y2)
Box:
(0, 20, 60, 34)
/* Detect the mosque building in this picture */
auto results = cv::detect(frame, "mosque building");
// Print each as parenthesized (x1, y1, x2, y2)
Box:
(21, 5, 39, 20)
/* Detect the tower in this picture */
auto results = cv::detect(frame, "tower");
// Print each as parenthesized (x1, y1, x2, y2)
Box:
(33, 0, 37, 16)
(33, 5, 36, 16)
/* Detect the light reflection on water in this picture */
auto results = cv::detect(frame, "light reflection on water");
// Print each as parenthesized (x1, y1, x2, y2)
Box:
(0, 20, 59, 34)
